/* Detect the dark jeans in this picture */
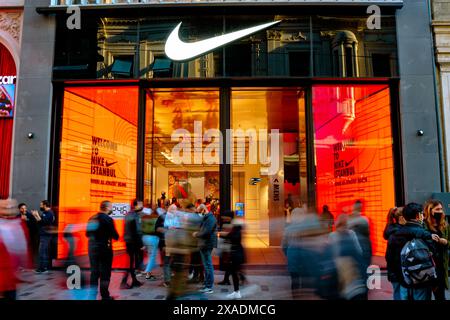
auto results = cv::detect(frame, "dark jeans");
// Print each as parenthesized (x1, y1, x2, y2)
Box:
(200, 248, 214, 289)
(223, 268, 246, 291)
(88, 245, 113, 299)
(122, 243, 140, 285)
(29, 233, 40, 268)
(38, 235, 51, 270)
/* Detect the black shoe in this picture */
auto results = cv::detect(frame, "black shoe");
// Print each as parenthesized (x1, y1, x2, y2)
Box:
(102, 296, 115, 300)
(34, 269, 42, 274)
(218, 280, 231, 285)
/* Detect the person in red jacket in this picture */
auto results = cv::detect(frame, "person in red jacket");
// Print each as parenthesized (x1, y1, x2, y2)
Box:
(0, 199, 28, 300)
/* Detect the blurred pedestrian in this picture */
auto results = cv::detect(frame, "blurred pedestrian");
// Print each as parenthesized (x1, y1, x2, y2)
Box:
(282, 204, 327, 299)
(121, 199, 144, 289)
(383, 206, 405, 300)
(86, 200, 119, 300)
(32, 200, 55, 273)
(222, 218, 246, 300)
(188, 204, 205, 284)
(347, 200, 372, 273)
(141, 206, 160, 281)
(154, 206, 170, 287)
(423, 199, 449, 301)
(320, 205, 334, 233)
(18, 202, 39, 268)
(0, 199, 29, 300)
(328, 214, 367, 300)
(193, 204, 218, 294)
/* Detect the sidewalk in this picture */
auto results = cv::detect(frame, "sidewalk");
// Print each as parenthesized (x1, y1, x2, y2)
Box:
(16, 266, 398, 300)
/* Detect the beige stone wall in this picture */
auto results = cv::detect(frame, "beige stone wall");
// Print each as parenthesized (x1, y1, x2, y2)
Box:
(0, 9, 23, 68)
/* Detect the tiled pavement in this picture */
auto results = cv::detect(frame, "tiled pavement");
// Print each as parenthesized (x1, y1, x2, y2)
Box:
(15, 266, 404, 300)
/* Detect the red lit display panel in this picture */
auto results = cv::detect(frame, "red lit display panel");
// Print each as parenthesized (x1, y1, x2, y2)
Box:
(313, 85, 395, 256)
(58, 86, 138, 259)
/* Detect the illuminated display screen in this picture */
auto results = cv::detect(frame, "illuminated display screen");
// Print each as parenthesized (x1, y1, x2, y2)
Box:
(58, 86, 138, 258)
(313, 84, 395, 256)
(0, 84, 15, 118)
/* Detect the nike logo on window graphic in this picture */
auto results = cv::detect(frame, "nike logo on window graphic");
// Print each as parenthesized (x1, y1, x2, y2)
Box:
(165, 20, 281, 61)
(106, 161, 118, 167)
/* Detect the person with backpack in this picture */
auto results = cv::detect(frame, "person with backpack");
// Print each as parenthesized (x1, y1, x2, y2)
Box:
(141, 207, 160, 281)
(86, 200, 119, 300)
(386, 202, 440, 300)
(383, 206, 405, 300)
(423, 199, 450, 300)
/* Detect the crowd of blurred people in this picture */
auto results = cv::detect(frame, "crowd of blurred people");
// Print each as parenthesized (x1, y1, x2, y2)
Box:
(85, 193, 245, 300)
(1, 192, 449, 301)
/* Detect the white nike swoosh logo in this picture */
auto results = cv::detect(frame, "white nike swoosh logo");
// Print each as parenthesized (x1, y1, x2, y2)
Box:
(165, 20, 281, 61)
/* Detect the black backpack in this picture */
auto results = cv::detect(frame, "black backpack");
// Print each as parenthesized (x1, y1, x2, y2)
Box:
(400, 238, 437, 287)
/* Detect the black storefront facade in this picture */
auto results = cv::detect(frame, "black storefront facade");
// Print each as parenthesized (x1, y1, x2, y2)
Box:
(21, 1, 441, 260)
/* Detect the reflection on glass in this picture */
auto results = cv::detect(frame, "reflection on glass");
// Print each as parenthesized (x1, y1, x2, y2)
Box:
(53, 14, 398, 80)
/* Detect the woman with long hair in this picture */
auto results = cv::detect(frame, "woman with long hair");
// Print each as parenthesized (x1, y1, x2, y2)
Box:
(383, 207, 405, 240)
(383, 206, 405, 300)
(423, 199, 449, 300)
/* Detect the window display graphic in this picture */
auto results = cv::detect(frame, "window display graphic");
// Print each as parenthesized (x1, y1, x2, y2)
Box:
(313, 84, 395, 256)
(58, 86, 138, 257)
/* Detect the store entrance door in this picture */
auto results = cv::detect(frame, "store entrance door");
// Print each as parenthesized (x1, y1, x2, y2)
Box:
(231, 88, 307, 249)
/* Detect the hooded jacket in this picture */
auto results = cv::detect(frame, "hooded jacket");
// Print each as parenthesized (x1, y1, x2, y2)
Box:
(385, 221, 434, 285)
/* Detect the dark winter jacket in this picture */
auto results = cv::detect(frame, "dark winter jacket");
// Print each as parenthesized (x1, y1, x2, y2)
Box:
(86, 212, 119, 249)
(383, 223, 401, 241)
(124, 210, 143, 247)
(424, 223, 450, 289)
(385, 221, 434, 285)
(38, 210, 56, 236)
(196, 212, 218, 250)
(223, 225, 245, 265)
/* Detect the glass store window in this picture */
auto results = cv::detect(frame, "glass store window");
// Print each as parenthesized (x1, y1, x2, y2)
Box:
(231, 88, 306, 247)
(312, 84, 395, 256)
(145, 88, 220, 211)
(58, 86, 139, 259)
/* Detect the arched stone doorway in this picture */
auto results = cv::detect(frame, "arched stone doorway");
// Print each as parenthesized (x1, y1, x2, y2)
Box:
(0, 41, 17, 199)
